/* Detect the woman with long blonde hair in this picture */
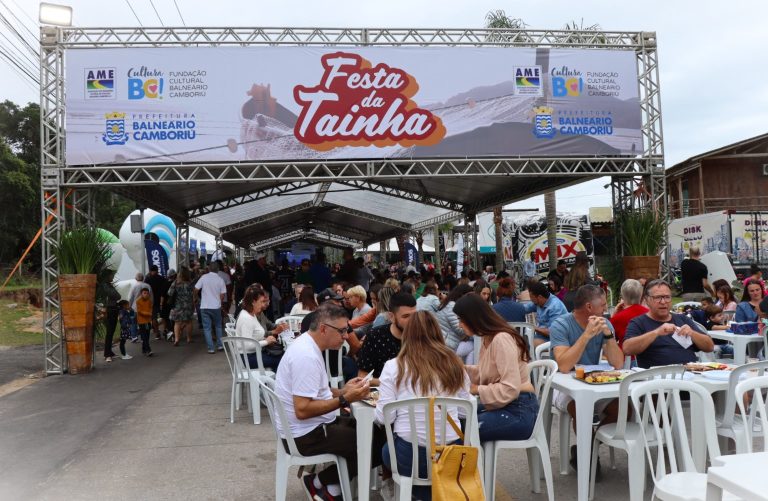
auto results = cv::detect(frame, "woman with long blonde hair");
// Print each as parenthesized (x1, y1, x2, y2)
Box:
(375, 311, 470, 500)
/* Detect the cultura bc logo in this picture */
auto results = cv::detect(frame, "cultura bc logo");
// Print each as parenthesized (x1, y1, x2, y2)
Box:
(532, 106, 556, 139)
(128, 67, 164, 100)
(102, 112, 129, 145)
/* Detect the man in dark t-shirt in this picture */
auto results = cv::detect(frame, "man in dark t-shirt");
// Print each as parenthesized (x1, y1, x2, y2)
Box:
(623, 279, 714, 368)
(356, 292, 416, 386)
(680, 247, 713, 301)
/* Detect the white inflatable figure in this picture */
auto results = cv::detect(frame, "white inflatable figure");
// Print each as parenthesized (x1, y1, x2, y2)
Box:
(110, 208, 223, 300)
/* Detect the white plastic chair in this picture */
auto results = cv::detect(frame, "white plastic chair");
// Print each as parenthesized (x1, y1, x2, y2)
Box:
(221, 336, 275, 425)
(275, 315, 304, 334)
(324, 341, 349, 389)
(380, 396, 481, 501)
(484, 359, 558, 501)
(629, 378, 722, 501)
(735, 374, 768, 453)
(509, 321, 537, 361)
(535, 341, 550, 361)
(259, 378, 353, 501)
(589, 365, 686, 501)
(534, 341, 572, 473)
(716, 361, 768, 453)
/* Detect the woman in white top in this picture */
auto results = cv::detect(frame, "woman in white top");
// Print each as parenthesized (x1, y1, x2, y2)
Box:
(346, 285, 372, 319)
(375, 311, 471, 500)
(236, 285, 282, 369)
(289, 285, 318, 316)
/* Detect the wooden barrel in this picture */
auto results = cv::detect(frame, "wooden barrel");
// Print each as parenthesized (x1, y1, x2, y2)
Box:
(622, 256, 661, 281)
(58, 274, 97, 374)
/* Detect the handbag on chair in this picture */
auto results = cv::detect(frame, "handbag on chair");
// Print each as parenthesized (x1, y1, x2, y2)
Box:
(428, 397, 485, 501)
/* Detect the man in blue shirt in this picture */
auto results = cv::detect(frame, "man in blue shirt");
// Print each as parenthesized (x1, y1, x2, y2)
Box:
(549, 284, 625, 474)
(523, 281, 568, 347)
(523, 251, 537, 286)
(623, 279, 713, 368)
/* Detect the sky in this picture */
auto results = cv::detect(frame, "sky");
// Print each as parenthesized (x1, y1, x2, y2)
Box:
(3, 0, 767, 216)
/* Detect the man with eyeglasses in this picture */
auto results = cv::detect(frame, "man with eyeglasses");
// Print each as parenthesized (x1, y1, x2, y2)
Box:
(275, 302, 385, 501)
(623, 279, 714, 368)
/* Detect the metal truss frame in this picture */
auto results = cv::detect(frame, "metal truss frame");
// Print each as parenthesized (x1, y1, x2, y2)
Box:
(250, 229, 361, 252)
(41, 25, 665, 375)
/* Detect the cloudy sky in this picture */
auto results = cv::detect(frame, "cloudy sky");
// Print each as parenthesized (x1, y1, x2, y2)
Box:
(3, 0, 767, 215)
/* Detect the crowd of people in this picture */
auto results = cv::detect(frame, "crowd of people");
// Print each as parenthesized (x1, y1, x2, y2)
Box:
(101, 244, 767, 501)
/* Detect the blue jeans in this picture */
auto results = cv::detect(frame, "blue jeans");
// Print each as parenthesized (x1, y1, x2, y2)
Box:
(477, 392, 538, 442)
(200, 308, 223, 351)
(382, 435, 446, 501)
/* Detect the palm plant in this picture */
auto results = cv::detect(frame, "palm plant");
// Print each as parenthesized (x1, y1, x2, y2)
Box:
(53, 226, 111, 275)
(617, 210, 666, 256)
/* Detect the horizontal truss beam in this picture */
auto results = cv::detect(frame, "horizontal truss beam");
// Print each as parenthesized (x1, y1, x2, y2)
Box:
(250, 229, 361, 252)
(188, 181, 317, 218)
(60, 158, 653, 188)
(58, 27, 653, 48)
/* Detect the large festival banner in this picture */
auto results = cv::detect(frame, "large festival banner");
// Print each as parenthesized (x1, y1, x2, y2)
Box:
(64, 47, 642, 165)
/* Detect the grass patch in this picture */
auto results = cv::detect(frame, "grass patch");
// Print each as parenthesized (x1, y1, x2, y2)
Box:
(0, 299, 43, 347)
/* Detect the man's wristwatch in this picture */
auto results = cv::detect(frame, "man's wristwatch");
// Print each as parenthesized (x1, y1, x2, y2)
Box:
(338, 394, 349, 409)
(603, 332, 614, 340)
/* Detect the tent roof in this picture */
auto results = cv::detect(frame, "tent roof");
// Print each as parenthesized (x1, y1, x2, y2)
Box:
(113, 168, 597, 249)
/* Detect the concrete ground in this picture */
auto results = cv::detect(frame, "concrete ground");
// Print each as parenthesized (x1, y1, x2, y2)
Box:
(0, 328, 643, 501)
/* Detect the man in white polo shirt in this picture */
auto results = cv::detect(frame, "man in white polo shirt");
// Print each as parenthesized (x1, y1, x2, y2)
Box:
(194, 261, 227, 354)
(275, 302, 385, 501)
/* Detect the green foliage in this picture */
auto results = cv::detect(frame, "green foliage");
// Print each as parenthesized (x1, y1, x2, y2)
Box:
(0, 141, 39, 266)
(52, 227, 111, 275)
(617, 210, 666, 256)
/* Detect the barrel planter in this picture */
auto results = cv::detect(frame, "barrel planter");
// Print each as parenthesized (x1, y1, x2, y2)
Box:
(622, 256, 661, 282)
(58, 274, 97, 374)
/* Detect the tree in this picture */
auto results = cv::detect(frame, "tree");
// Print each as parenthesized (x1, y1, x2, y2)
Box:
(0, 141, 39, 265)
(484, 10, 526, 273)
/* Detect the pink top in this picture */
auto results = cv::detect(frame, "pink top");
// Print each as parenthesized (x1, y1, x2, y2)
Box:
(464, 332, 530, 410)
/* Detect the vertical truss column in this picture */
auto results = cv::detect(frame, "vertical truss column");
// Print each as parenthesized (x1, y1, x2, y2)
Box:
(177, 223, 189, 270)
(40, 27, 66, 375)
(464, 214, 479, 271)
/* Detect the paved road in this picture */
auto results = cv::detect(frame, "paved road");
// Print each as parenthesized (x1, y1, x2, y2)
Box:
(0, 329, 642, 501)
(0, 344, 43, 386)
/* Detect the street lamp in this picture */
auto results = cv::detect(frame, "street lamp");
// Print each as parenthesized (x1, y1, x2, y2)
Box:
(39, 2, 73, 26)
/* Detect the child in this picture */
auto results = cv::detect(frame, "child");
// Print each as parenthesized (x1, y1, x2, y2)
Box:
(135, 288, 154, 356)
(704, 304, 733, 356)
(117, 300, 134, 360)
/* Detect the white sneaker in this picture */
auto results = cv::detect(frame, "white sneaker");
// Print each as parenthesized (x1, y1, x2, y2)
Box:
(379, 478, 395, 501)
(121, 354, 133, 360)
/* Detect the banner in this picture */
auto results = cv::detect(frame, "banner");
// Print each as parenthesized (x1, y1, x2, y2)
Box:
(404, 242, 419, 268)
(456, 233, 464, 275)
(508, 213, 595, 276)
(65, 47, 642, 165)
(144, 239, 170, 277)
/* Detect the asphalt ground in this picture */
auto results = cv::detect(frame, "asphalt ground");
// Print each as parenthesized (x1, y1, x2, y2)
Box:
(0, 327, 646, 501)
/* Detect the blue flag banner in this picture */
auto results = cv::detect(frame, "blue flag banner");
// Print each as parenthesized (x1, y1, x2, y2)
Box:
(404, 242, 419, 268)
(145, 239, 170, 277)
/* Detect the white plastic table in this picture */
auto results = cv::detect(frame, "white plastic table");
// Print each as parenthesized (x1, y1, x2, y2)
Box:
(708, 330, 764, 365)
(552, 371, 730, 501)
(706, 452, 768, 500)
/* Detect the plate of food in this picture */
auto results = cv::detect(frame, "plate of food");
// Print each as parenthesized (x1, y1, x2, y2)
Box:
(684, 362, 730, 373)
(573, 369, 631, 384)
(361, 388, 380, 406)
